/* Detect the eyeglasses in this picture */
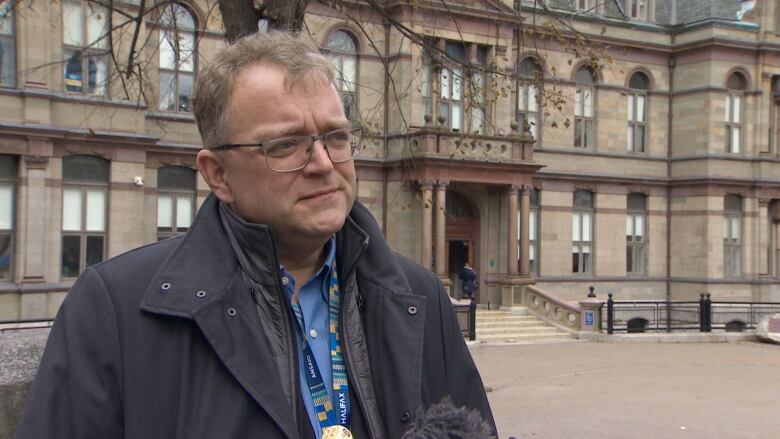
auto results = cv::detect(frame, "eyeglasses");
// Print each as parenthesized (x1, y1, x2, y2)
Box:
(210, 126, 362, 172)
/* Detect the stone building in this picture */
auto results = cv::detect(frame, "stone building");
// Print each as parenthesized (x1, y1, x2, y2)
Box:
(1, 0, 779, 322)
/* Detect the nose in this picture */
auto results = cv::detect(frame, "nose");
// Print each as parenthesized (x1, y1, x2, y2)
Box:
(302, 138, 334, 174)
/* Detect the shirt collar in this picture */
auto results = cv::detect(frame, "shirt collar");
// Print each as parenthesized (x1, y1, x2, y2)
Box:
(279, 237, 336, 302)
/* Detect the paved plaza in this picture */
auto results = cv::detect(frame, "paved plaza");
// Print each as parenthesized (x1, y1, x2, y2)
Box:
(470, 340, 780, 439)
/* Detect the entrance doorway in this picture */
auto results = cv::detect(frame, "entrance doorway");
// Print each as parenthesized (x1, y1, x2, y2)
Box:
(444, 190, 478, 299)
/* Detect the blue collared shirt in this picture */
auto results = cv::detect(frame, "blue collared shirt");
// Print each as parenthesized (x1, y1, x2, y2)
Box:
(279, 238, 337, 437)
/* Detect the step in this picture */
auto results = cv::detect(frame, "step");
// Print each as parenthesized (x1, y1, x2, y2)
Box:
(477, 326, 567, 335)
(477, 332, 573, 342)
(475, 316, 539, 324)
(476, 320, 551, 329)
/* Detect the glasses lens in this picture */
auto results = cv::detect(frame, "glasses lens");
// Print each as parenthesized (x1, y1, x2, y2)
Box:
(264, 137, 310, 172)
(325, 127, 361, 163)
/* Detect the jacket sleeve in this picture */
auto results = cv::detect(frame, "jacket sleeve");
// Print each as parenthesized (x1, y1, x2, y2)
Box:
(434, 278, 497, 434)
(15, 267, 124, 439)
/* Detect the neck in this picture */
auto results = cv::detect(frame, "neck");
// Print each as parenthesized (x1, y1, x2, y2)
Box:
(277, 237, 329, 288)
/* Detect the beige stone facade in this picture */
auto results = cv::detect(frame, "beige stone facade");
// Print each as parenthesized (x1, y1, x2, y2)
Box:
(1, 0, 780, 321)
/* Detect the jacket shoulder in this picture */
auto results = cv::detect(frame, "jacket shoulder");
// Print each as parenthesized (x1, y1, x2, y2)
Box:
(392, 253, 443, 299)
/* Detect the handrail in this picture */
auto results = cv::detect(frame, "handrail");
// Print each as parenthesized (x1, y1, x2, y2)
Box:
(525, 284, 581, 332)
(526, 285, 581, 313)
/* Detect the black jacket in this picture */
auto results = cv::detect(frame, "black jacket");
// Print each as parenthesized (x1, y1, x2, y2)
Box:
(16, 195, 495, 438)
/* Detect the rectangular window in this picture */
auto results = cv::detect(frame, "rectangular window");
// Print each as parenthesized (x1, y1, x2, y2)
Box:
(157, 193, 194, 239)
(61, 185, 107, 277)
(0, 179, 13, 281)
(574, 87, 594, 148)
(725, 94, 742, 153)
(572, 211, 593, 273)
(627, 93, 646, 152)
(518, 83, 539, 140)
(626, 214, 645, 274)
(62, 0, 109, 96)
(469, 70, 485, 134)
(0, 6, 15, 87)
(627, 0, 650, 20)
(439, 66, 463, 132)
(724, 215, 742, 277)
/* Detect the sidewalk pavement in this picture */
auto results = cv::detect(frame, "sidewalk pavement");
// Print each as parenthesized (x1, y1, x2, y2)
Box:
(470, 340, 780, 439)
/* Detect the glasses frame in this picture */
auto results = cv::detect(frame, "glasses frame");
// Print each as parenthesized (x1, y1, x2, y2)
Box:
(209, 125, 362, 173)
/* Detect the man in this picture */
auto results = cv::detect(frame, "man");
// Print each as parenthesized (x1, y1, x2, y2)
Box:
(16, 31, 494, 438)
(459, 262, 477, 300)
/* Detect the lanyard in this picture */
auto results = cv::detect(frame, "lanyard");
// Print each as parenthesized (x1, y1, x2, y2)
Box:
(289, 262, 351, 431)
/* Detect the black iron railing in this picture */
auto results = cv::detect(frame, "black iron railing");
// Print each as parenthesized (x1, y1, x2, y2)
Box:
(453, 299, 477, 341)
(600, 293, 780, 334)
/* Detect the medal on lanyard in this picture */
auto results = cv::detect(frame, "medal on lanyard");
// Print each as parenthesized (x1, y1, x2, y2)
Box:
(289, 261, 352, 437)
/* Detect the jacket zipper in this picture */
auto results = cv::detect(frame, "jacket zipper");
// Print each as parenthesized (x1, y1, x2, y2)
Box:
(340, 240, 380, 438)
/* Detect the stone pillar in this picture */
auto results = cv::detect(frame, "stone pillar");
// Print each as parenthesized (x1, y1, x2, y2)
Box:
(19, 154, 50, 283)
(519, 186, 530, 277)
(507, 186, 519, 276)
(434, 181, 447, 276)
(420, 181, 434, 271)
(759, 199, 771, 275)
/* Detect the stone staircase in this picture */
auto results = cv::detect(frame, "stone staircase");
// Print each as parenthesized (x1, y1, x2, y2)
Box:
(475, 308, 574, 343)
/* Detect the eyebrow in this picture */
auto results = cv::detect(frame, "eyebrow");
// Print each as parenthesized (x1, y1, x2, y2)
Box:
(262, 121, 352, 139)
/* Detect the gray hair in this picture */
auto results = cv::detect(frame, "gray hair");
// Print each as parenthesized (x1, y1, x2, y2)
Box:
(192, 31, 335, 148)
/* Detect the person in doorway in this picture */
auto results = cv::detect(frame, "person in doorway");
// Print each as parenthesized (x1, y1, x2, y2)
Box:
(459, 261, 477, 300)
(16, 31, 494, 439)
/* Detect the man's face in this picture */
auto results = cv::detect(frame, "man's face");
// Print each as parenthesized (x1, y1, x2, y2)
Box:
(204, 63, 356, 245)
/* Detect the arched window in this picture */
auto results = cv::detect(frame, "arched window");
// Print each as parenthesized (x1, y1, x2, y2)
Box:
(627, 72, 649, 153)
(62, 0, 109, 95)
(725, 72, 747, 153)
(157, 166, 196, 240)
(326, 30, 358, 120)
(626, 193, 647, 274)
(0, 5, 16, 87)
(517, 57, 541, 141)
(61, 155, 109, 278)
(0, 154, 17, 281)
(724, 194, 743, 278)
(159, 3, 196, 112)
(572, 190, 594, 273)
(574, 66, 596, 149)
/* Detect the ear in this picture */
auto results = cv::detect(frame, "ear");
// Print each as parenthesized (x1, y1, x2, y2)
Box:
(196, 149, 235, 204)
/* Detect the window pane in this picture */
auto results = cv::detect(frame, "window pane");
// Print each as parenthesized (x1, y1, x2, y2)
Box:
(626, 215, 633, 238)
(574, 89, 582, 117)
(421, 63, 430, 98)
(627, 94, 634, 121)
(85, 188, 105, 232)
(61, 235, 81, 277)
(438, 102, 449, 126)
(635, 215, 643, 237)
(157, 194, 173, 230)
(63, 1, 84, 46)
(0, 233, 10, 280)
(584, 120, 594, 147)
(0, 37, 16, 86)
(64, 50, 84, 92)
(342, 55, 356, 93)
(528, 84, 537, 112)
(637, 95, 645, 122)
(626, 245, 633, 272)
(637, 244, 645, 272)
(582, 245, 591, 273)
(574, 119, 582, 147)
(159, 72, 176, 111)
(529, 210, 536, 240)
(725, 95, 731, 121)
(87, 3, 108, 49)
(88, 54, 107, 96)
(528, 114, 538, 139)
(582, 213, 591, 241)
(572, 246, 580, 272)
(452, 68, 462, 101)
(0, 183, 11, 229)
(733, 96, 741, 123)
(440, 69, 450, 99)
(583, 88, 593, 117)
(176, 195, 193, 230)
(470, 107, 484, 134)
(63, 156, 109, 182)
(529, 243, 535, 261)
(731, 127, 740, 153)
(518, 85, 526, 111)
(572, 213, 581, 241)
(178, 74, 193, 112)
(0, 8, 12, 35)
(85, 235, 104, 267)
(627, 126, 633, 151)
(637, 126, 645, 152)
(159, 31, 176, 70)
(731, 217, 740, 242)
(327, 30, 357, 53)
(62, 187, 83, 231)
(178, 32, 195, 72)
(158, 166, 195, 189)
(451, 102, 461, 131)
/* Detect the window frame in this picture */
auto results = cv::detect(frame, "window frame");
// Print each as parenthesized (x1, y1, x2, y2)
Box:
(62, 0, 110, 96)
(0, 155, 17, 282)
(627, 72, 649, 153)
(626, 0, 653, 21)
(725, 93, 743, 154)
(326, 29, 359, 122)
(517, 57, 542, 143)
(156, 166, 196, 240)
(572, 190, 594, 274)
(158, 3, 197, 113)
(60, 156, 109, 279)
(574, 67, 596, 149)
(517, 187, 540, 276)
(626, 193, 647, 275)
(724, 195, 743, 279)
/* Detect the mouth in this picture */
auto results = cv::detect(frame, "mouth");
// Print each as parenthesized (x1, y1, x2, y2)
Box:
(300, 187, 340, 201)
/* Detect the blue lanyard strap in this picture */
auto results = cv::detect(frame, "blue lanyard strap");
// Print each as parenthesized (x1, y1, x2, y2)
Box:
(290, 262, 351, 430)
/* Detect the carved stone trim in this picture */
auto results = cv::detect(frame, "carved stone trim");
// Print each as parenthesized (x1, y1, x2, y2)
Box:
(24, 155, 49, 169)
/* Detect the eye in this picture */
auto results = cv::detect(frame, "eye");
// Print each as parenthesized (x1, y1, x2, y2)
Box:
(327, 129, 351, 143)
(264, 138, 304, 157)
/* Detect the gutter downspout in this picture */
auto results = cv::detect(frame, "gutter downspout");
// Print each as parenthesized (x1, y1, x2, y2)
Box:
(382, 17, 390, 233)
(666, 56, 676, 332)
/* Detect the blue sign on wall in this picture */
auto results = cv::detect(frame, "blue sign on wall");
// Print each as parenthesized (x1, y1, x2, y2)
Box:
(584, 311, 594, 327)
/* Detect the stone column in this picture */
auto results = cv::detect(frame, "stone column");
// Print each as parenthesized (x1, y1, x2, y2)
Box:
(434, 181, 447, 276)
(519, 186, 530, 277)
(759, 199, 771, 275)
(507, 186, 519, 276)
(420, 181, 434, 271)
(19, 154, 50, 283)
